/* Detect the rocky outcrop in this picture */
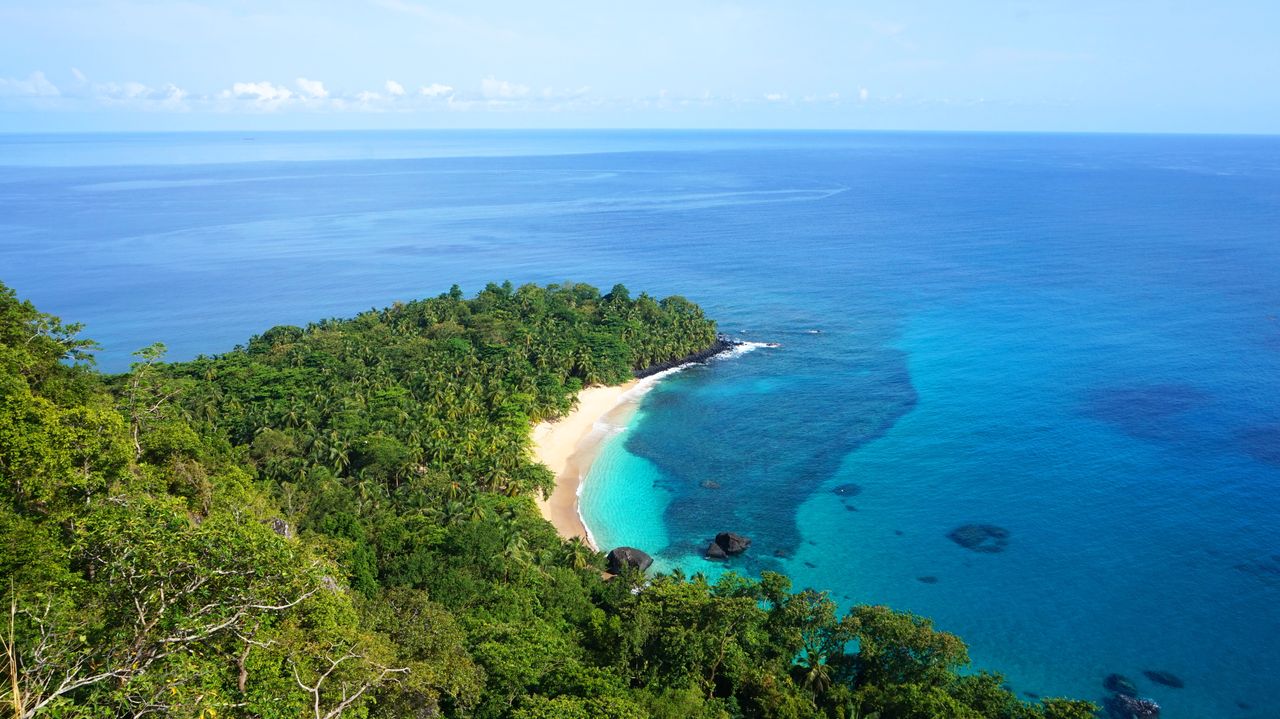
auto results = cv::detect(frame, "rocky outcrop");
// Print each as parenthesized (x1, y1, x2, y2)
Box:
(1105, 694, 1160, 718)
(715, 532, 751, 555)
(634, 336, 740, 379)
(606, 547, 653, 574)
(705, 542, 728, 559)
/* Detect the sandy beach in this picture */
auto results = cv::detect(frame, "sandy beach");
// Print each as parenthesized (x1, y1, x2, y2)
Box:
(532, 381, 638, 547)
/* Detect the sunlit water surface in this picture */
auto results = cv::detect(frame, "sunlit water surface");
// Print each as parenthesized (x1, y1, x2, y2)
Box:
(4, 130, 1279, 717)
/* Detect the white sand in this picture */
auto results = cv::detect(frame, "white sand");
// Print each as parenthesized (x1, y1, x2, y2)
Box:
(531, 381, 638, 546)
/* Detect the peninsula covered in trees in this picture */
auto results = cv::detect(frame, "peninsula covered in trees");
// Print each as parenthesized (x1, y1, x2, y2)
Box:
(1, 280, 1096, 719)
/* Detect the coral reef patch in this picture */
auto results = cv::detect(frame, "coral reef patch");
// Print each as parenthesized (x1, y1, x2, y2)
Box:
(947, 524, 1011, 553)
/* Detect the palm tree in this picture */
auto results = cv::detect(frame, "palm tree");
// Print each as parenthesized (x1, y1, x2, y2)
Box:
(442, 500, 466, 526)
(326, 432, 351, 474)
(797, 652, 832, 697)
(501, 530, 531, 581)
(563, 538, 595, 570)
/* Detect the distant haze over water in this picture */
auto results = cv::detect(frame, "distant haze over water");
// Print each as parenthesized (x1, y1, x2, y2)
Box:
(3, 130, 1279, 717)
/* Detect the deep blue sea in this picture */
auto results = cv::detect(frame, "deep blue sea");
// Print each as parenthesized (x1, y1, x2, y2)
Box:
(3, 130, 1279, 717)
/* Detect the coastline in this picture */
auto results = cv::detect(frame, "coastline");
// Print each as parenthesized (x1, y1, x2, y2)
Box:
(531, 338, 771, 549)
(532, 382, 639, 548)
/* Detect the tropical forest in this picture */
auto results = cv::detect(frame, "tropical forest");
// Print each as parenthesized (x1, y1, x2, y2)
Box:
(0, 279, 1096, 719)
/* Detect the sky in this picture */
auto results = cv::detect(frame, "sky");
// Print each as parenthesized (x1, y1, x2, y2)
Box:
(0, 1, 1277, 133)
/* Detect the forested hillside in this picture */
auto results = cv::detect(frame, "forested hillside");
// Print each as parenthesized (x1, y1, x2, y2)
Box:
(0, 280, 1095, 719)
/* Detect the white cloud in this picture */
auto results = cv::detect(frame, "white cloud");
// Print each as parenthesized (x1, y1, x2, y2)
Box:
(481, 75, 528, 99)
(90, 80, 188, 110)
(101, 81, 150, 99)
(802, 93, 840, 104)
(224, 81, 293, 102)
(296, 77, 328, 99)
(0, 70, 60, 97)
(1, 70, 775, 118)
(217, 81, 297, 111)
(541, 85, 590, 99)
(159, 83, 188, 108)
(858, 87, 869, 102)
(419, 83, 453, 98)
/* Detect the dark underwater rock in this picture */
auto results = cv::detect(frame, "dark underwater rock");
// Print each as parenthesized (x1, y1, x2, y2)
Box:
(844, 504, 858, 512)
(1083, 383, 1206, 441)
(1142, 670, 1184, 689)
(1233, 553, 1280, 581)
(705, 541, 728, 560)
(803, 561, 817, 568)
(606, 547, 653, 574)
(832, 483, 862, 497)
(1105, 694, 1160, 719)
(916, 575, 939, 584)
(947, 524, 1011, 553)
(715, 532, 751, 555)
(1237, 425, 1280, 467)
(1104, 674, 1138, 697)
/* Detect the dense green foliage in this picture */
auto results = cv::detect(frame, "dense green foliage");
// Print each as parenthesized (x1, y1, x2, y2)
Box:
(0, 280, 1096, 719)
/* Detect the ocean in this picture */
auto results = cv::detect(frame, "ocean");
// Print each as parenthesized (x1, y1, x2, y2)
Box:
(3, 130, 1278, 717)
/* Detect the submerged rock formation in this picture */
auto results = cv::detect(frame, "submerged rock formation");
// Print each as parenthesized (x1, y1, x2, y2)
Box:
(715, 532, 752, 555)
(1083, 383, 1207, 441)
(1238, 425, 1280, 466)
(1234, 553, 1280, 581)
(606, 547, 653, 574)
(1142, 670, 1184, 689)
(1103, 673, 1138, 697)
(947, 524, 1010, 553)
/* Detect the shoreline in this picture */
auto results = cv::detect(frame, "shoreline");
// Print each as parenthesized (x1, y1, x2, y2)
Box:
(531, 382, 640, 548)
(531, 339, 772, 549)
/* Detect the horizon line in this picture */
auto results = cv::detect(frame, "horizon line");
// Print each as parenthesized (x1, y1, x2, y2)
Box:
(2, 127, 1278, 138)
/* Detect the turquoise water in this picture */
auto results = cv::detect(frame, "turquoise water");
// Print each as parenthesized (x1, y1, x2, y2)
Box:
(3, 131, 1279, 716)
